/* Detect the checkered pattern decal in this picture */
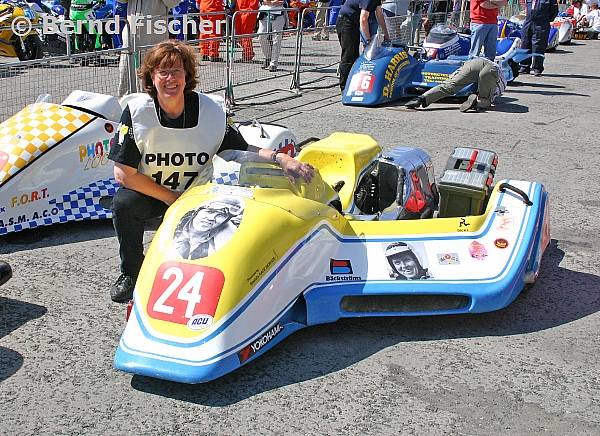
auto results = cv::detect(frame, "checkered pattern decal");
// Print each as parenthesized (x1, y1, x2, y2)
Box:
(212, 171, 239, 185)
(0, 103, 92, 185)
(0, 178, 120, 235)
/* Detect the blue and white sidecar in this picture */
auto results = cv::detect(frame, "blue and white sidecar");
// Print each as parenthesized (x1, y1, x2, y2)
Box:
(342, 34, 529, 106)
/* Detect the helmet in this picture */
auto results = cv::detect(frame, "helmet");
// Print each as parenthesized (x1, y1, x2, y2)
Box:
(385, 242, 428, 280)
(385, 241, 413, 258)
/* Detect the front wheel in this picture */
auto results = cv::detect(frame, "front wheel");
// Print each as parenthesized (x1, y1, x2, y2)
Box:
(16, 34, 44, 61)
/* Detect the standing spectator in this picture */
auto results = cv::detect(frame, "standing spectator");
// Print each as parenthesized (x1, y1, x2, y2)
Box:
(518, 0, 559, 76)
(117, 0, 181, 97)
(112, 0, 127, 48)
(171, 0, 188, 40)
(336, 0, 390, 92)
(198, 0, 226, 61)
(382, 0, 411, 17)
(69, 0, 102, 52)
(451, 0, 463, 25)
(258, 0, 286, 71)
(328, 0, 343, 25)
(423, 0, 451, 35)
(313, 0, 331, 40)
(469, 0, 507, 60)
(233, 0, 260, 62)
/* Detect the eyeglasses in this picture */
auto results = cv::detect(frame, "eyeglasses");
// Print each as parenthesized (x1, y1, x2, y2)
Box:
(155, 69, 185, 79)
(198, 207, 230, 220)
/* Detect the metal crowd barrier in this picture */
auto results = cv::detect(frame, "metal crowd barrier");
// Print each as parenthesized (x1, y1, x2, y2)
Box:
(0, 0, 530, 120)
(0, 8, 344, 119)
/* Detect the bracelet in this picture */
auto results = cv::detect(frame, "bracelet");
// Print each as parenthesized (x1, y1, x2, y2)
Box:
(271, 149, 281, 163)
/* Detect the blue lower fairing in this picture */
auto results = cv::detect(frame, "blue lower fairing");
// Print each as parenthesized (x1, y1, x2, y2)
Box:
(305, 183, 545, 323)
(114, 309, 308, 384)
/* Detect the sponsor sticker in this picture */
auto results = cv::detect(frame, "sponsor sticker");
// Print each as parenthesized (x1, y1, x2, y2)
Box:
(497, 217, 515, 230)
(468, 241, 488, 260)
(330, 259, 353, 275)
(187, 314, 214, 331)
(210, 185, 254, 198)
(494, 238, 509, 249)
(237, 324, 284, 364)
(438, 253, 460, 265)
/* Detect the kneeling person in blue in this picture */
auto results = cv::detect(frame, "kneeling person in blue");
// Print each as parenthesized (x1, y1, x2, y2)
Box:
(405, 57, 507, 112)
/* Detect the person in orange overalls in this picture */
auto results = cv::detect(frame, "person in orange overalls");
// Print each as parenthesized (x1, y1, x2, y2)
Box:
(234, 0, 260, 62)
(198, 0, 226, 61)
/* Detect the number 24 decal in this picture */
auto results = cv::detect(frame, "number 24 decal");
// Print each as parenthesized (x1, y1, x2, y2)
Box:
(147, 261, 224, 325)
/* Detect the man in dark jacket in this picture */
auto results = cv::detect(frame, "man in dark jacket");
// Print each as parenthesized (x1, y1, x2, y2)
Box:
(518, 0, 559, 76)
(336, 0, 390, 92)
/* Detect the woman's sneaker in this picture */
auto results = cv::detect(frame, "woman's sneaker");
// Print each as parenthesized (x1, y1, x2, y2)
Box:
(110, 274, 134, 303)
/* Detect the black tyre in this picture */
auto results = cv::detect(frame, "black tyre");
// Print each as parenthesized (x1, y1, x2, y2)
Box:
(16, 34, 44, 61)
(0, 261, 12, 287)
(508, 58, 519, 80)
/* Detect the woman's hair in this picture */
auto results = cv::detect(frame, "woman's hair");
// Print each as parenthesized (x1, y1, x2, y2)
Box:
(138, 40, 199, 98)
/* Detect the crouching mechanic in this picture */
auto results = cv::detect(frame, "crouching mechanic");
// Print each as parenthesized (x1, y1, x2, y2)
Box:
(107, 40, 314, 303)
(404, 57, 507, 112)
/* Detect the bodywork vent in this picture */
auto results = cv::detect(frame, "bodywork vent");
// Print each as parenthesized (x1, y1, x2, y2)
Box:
(340, 294, 470, 313)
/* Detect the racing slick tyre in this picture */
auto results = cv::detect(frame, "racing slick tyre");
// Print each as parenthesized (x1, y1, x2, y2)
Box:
(16, 34, 44, 61)
(0, 261, 12, 287)
(508, 58, 519, 80)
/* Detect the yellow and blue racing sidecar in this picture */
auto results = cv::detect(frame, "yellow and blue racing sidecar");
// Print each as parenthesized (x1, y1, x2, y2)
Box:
(114, 133, 550, 384)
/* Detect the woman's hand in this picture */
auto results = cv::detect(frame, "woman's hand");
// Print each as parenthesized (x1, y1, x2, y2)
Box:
(253, 146, 315, 184)
(276, 153, 315, 184)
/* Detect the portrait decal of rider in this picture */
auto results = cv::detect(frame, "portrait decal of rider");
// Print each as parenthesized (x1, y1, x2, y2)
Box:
(173, 196, 244, 260)
(384, 241, 432, 280)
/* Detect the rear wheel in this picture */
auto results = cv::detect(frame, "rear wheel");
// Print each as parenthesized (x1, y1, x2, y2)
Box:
(508, 58, 519, 80)
(16, 34, 44, 61)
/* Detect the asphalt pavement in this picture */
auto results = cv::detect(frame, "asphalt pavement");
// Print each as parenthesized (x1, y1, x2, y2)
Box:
(1, 39, 599, 435)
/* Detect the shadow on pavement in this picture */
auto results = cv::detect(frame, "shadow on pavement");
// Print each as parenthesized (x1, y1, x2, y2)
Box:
(129, 239, 600, 405)
(541, 73, 600, 80)
(0, 297, 47, 383)
(0, 217, 160, 254)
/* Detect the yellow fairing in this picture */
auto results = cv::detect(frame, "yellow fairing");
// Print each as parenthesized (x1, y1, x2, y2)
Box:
(297, 133, 381, 210)
(136, 180, 344, 340)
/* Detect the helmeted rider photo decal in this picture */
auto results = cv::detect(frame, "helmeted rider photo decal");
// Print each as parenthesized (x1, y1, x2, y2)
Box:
(384, 241, 432, 280)
(173, 196, 244, 260)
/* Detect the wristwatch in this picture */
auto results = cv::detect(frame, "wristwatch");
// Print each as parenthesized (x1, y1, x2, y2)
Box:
(272, 149, 282, 162)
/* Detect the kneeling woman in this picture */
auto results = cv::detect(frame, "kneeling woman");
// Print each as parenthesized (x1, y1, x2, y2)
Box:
(108, 40, 314, 303)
